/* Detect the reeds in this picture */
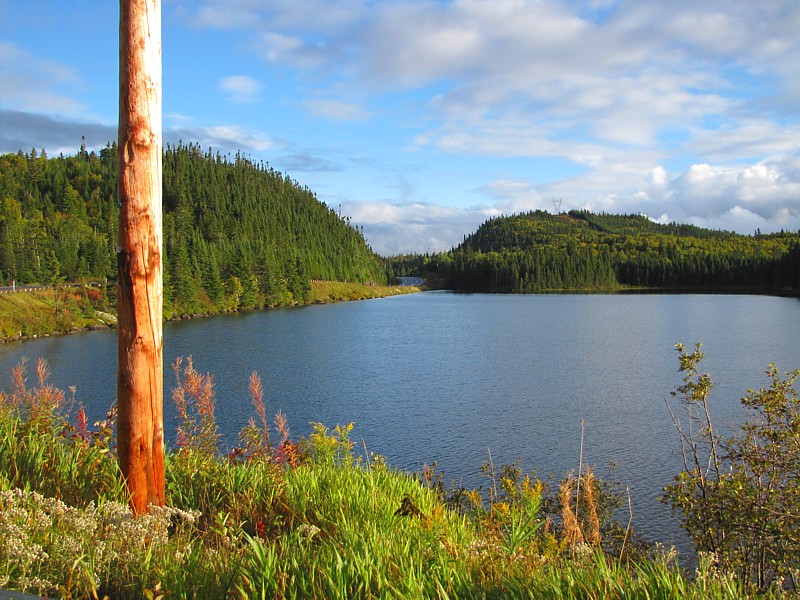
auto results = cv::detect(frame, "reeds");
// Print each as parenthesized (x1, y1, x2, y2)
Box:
(560, 466, 602, 549)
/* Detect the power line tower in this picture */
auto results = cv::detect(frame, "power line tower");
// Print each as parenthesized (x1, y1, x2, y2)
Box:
(552, 197, 563, 215)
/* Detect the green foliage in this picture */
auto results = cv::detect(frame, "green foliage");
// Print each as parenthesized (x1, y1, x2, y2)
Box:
(664, 343, 800, 592)
(0, 285, 114, 341)
(0, 144, 388, 316)
(0, 147, 117, 286)
(304, 422, 356, 466)
(0, 358, 123, 506)
(390, 210, 800, 293)
(1, 356, 789, 598)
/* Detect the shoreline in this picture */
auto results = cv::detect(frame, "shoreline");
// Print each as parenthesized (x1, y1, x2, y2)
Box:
(6, 281, 796, 344)
(0, 281, 420, 344)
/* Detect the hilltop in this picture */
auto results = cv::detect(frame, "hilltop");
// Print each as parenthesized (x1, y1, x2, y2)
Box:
(391, 210, 800, 294)
(0, 144, 388, 318)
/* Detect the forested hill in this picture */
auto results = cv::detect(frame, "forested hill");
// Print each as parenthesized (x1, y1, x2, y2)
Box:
(0, 144, 387, 315)
(394, 209, 800, 293)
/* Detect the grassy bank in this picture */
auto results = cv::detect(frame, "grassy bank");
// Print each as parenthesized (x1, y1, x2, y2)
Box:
(0, 281, 417, 343)
(0, 287, 115, 342)
(0, 359, 766, 599)
(308, 280, 419, 303)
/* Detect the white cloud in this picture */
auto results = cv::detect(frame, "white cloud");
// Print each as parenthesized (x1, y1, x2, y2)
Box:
(687, 121, 800, 162)
(0, 42, 84, 114)
(188, 0, 362, 33)
(218, 75, 262, 104)
(302, 99, 369, 122)
(167, 124, 276, 153)
(259, 32, 309, 65)
(344, 151, 800, 255)
(342, 200, 494, 256)
(6, 1, 800, 255)
(191, 4, 262, 29)
(667, 160, 800, 223)
(183, 1, 800, 165)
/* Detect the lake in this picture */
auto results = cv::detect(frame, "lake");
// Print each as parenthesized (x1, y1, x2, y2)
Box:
(2, 291, 800, 555)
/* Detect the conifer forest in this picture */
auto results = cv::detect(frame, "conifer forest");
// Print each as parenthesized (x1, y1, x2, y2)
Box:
(2, 145, 800, 309)
(390, 210, 800, 294)
(0, 144, 388, 315)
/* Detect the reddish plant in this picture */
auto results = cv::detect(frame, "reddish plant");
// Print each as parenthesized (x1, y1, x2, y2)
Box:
(172, 356, 219, 455)
(7, 358, 65, 427)
(74, 405, 90, 443)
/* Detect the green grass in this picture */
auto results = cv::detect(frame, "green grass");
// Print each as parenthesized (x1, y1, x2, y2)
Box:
(0, 281, 414, 342)
(0, 359, 780, 599)
(308, 280, 419, 303)
(0, 287, 114, 342)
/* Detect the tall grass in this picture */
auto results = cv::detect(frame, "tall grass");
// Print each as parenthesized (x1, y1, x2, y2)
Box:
(0, 358, 124, 506)
(0, 358, 777, 598)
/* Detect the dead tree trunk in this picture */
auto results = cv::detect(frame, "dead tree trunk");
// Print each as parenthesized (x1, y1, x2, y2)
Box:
(117, 0, 165, 514)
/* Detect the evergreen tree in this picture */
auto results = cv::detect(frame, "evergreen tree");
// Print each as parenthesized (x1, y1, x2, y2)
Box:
(392, 210, 800, 294)
(0, 142, 388, 313)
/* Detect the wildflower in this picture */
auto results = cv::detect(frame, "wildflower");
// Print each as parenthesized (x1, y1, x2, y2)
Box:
(298, 524, 320, 540)
(74, 405, 90, 442)
(256, 518, 266, 539)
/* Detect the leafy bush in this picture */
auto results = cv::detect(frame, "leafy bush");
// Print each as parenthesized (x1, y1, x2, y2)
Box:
(664, 343, 800, 592)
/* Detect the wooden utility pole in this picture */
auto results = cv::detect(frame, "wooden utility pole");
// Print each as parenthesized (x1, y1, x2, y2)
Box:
(117, 0, 165, 514)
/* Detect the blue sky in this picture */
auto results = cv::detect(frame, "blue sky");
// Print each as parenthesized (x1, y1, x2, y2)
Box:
(2, 0, 799, 255)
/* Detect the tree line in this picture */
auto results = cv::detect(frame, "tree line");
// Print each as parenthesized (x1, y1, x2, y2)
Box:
(391, 210, 800, 293)
(5, 146, 798, 301)
(0, 143, 387, 316)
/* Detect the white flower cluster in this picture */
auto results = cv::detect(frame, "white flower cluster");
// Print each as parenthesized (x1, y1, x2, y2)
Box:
(147, 503, 201, 527)
(0, 489, 54, 594)
(96, 501, 200, 563)
(0, 488, 202, 595)
(1, 522, 48, 565)
(297, 523, 321, 540)
(1, 491, 50, 566)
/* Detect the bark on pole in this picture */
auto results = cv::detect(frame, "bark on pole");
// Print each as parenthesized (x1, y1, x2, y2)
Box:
(117, 0, 165, 514)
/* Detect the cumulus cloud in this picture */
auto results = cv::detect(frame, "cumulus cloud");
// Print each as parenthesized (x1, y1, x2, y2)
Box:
(352, 152, 800, 256)
(342, 200, 495, 256)
(666, 160, 800, 224)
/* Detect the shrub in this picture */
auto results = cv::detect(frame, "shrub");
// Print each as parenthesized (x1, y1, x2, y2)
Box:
(664, 343, 800, 591)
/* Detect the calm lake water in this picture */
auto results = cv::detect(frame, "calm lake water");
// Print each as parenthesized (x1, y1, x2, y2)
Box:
(2, 292, 800, 554)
